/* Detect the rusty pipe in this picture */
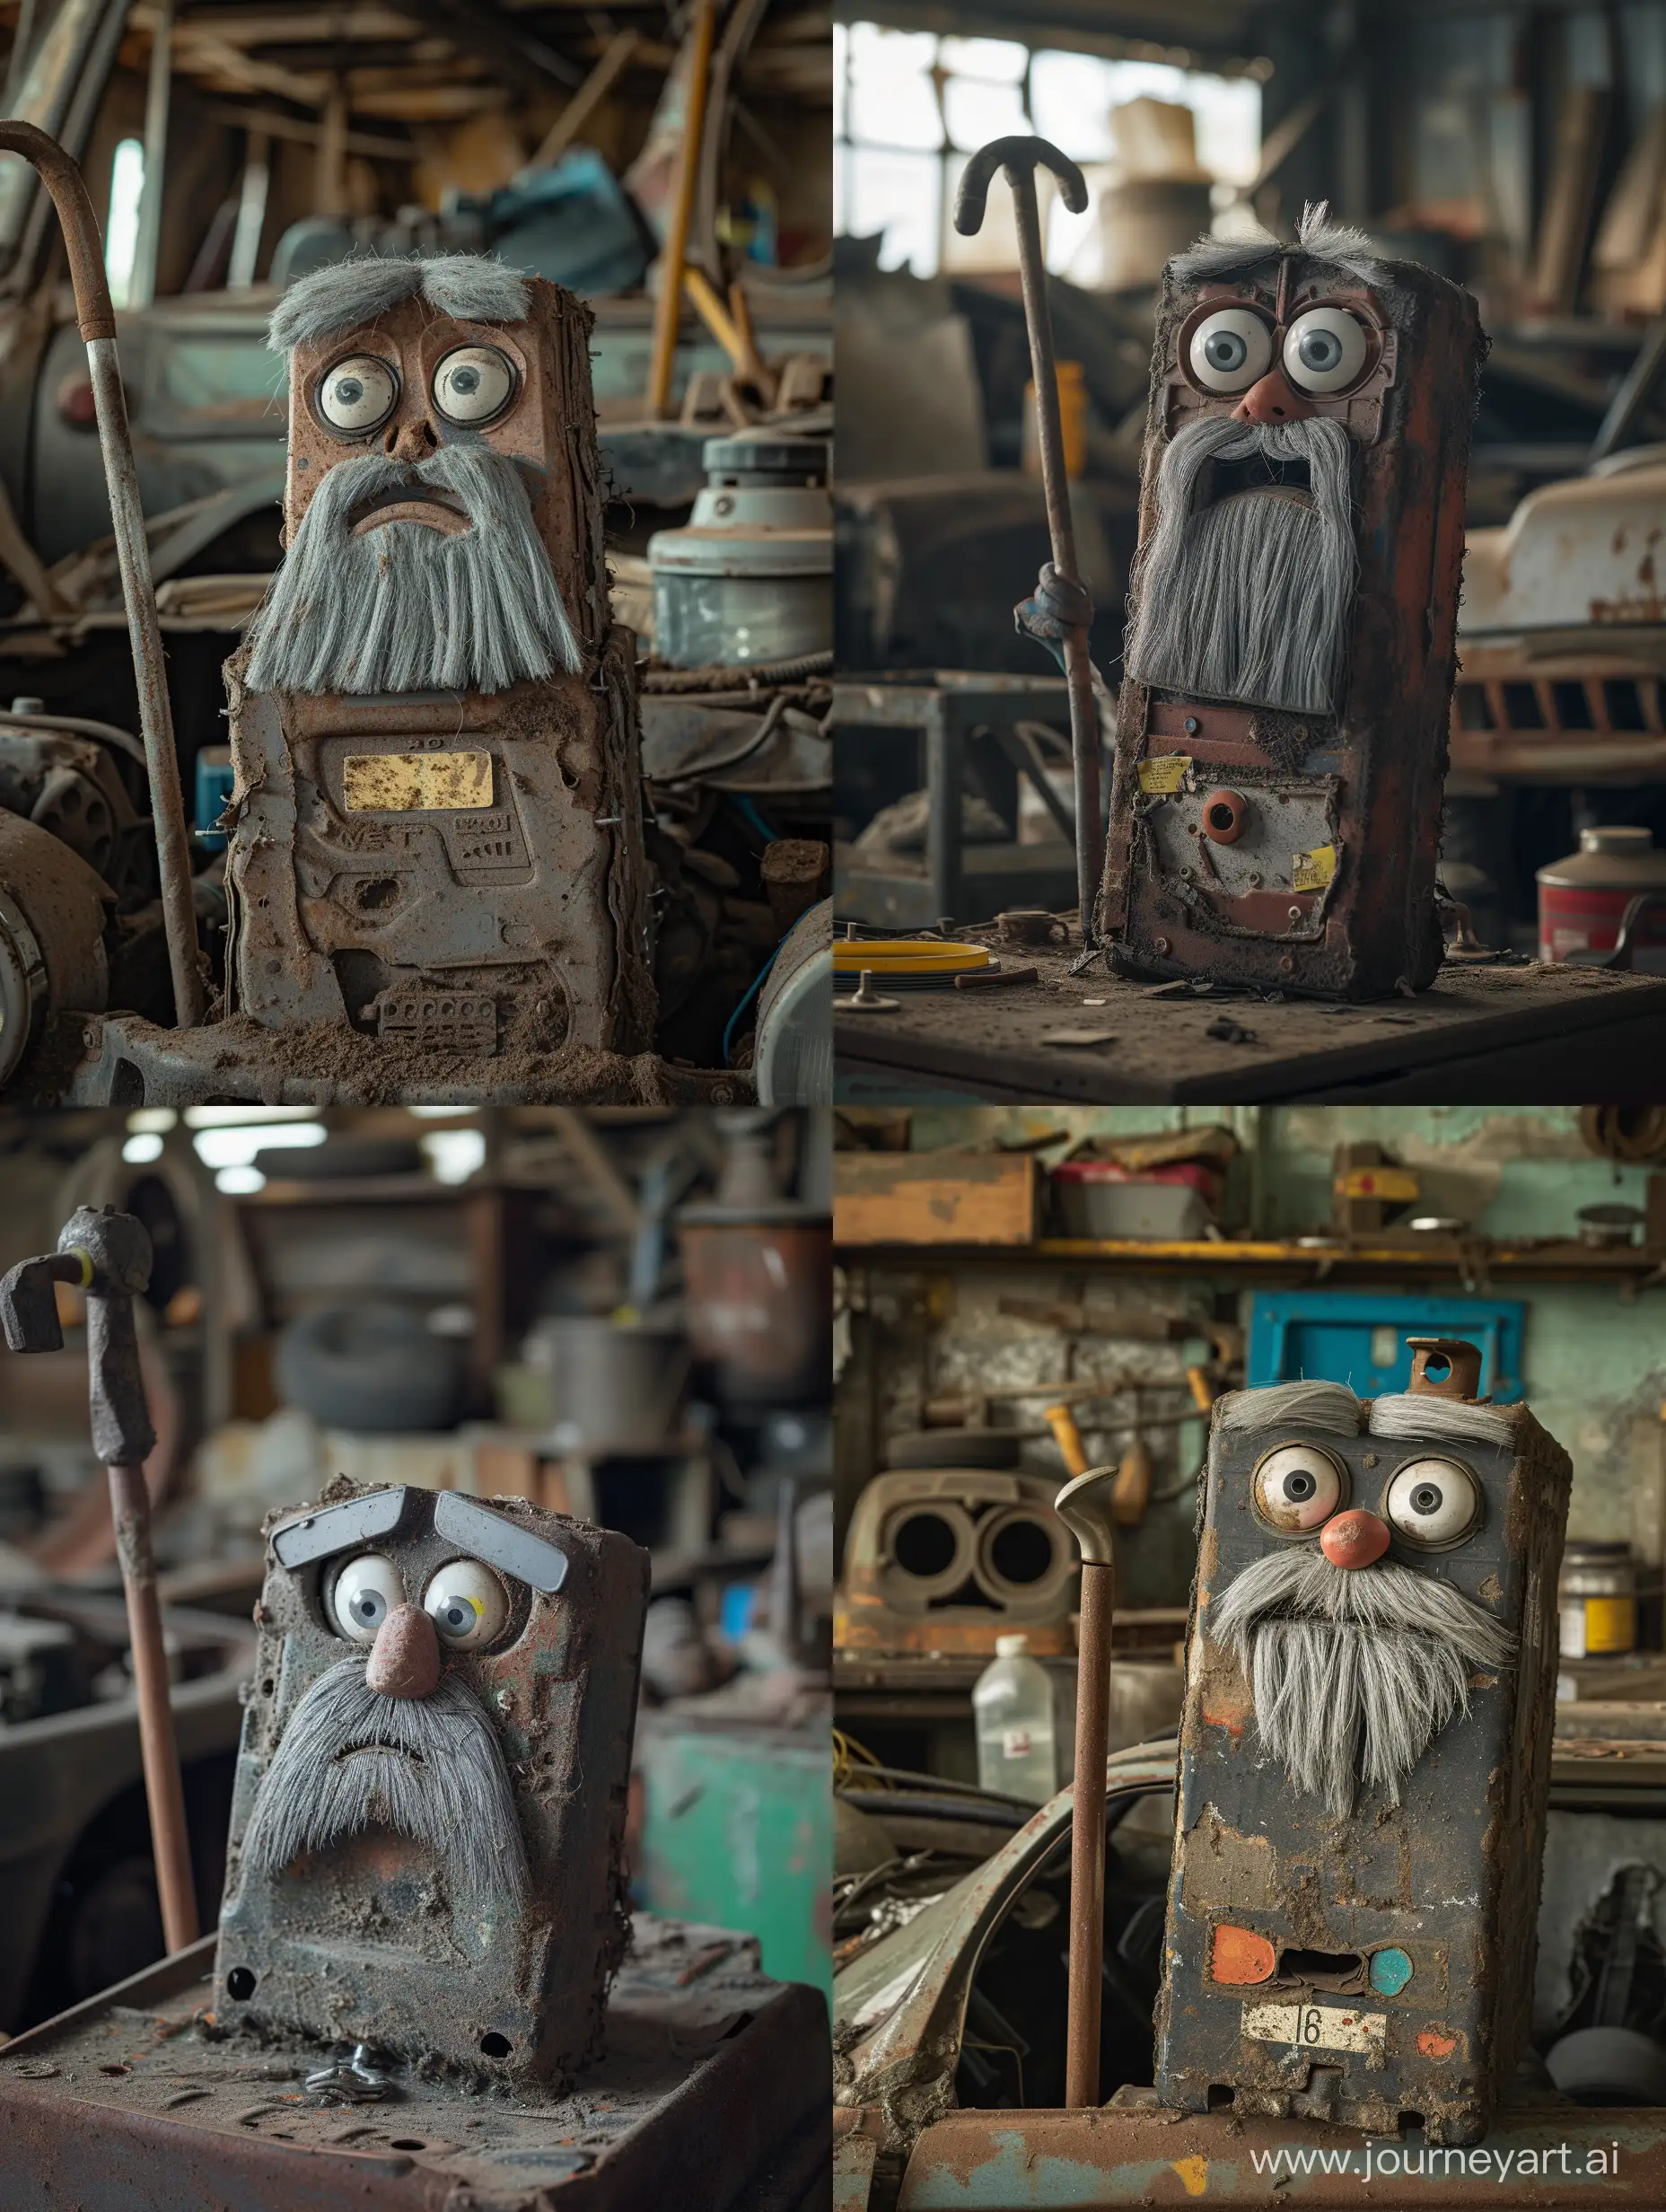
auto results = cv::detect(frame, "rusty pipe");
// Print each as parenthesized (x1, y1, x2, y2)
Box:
(0, 122, 203, 1028)
(1056, 1462, 1118, 2108)
(107, 1456, 197, 1950)
(647, 0, 716, 420)
(0, 1207, 199, 1953)
(955, 137, 1100, 942)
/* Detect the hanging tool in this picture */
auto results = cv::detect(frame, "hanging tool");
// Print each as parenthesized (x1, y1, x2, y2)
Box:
(647, 0, 717, 419)
(1044, 1399, 1090, 1479)
(0, 1207, 198, 1951)
(0, 123, 202, 1028)
(954, 136, 1100, 943)
(1056, 1462, 1119, 2109)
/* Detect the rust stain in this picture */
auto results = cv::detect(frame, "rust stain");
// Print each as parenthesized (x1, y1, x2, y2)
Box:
(1201, 1691, 1251, 1735)
(1417, 2029, 1459, 2059)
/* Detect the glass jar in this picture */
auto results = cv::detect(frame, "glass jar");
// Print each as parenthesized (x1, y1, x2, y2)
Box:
(1558, 1540, 1638, 1658)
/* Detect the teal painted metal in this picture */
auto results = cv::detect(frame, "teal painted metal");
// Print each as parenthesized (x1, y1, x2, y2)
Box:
(636, 1716, 832, 2000)
(1371, 1945, 1414, 1996)
(1246, 1290, 1526, 1400)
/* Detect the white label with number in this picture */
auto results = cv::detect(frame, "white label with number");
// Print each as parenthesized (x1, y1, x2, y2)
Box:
(1242, 2001, 1385, 2055)
(1001, 1728, 1033, 1759)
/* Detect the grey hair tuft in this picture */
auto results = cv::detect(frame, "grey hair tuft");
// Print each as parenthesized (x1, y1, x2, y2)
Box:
(241, 1655, 529, 1924)
(1168, 201, 1385, 290)
(244, 442, 582, 696)
(1210, 1547, 1514, 1813)
(1214, 1380, 1363, 1438)
(1368, 1394, 1515, 1449)
(268, 253, 531, 355)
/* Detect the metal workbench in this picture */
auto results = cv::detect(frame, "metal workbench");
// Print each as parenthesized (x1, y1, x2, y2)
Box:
(834, 943, 1666, 1102)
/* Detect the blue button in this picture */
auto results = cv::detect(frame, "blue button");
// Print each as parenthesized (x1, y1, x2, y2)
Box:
(1371, 1947, 1414, 1996)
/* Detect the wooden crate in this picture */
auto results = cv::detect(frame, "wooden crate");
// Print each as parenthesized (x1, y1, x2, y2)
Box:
(834, 1151, 1039, 1246)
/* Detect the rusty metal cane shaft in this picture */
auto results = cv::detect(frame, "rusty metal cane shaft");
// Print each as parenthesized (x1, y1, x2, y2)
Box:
(0, 1208, 198, 1952)
(0, 123, 203, 1027)
(955, 138, 1100, 941)
(1056, 1464, 1119, 2109)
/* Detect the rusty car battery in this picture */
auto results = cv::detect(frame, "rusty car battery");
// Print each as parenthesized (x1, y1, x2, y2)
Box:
(1156, 1341, 1571, 2143)
(0, 1914, 829, 2212)
(212, 1478, 647, 2091)
(836, 1468, 1079, 1656)
(1099, 225, 1486, 998)
(224, 273, 653, 1062)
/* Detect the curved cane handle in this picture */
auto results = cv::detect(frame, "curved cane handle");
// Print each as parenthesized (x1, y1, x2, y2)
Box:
(1057, 1465, 1118, 1567)
(954, 135, 1090, 236)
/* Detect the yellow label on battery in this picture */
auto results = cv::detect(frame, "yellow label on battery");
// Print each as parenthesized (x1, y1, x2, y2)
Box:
(1138, 754, 1190, 795)
(1581, 1596, 1636, 1655)
(342, 750, 492, 812)
(1292, 844, 1337, 891)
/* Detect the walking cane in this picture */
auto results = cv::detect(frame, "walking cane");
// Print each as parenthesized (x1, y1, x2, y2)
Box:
(1056, 1462, 1119, 2108)
(1, 1207, 198, 1951)
(954, 137, 1101, 943)
(0, 123, 203, 1028)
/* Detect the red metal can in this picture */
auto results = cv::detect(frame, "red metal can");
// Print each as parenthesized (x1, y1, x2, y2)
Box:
(1537, 826, 1666, 970)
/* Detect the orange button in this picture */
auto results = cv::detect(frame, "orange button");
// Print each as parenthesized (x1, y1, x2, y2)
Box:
(1212, 1924, 1276, 1986)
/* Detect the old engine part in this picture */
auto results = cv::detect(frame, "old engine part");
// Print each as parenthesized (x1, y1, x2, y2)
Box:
(1099, 209, 1486, 997)
(214, 1477, 648, 2088)
(752, 896, 830, 1104)
(837, 1467, 1078, 1655)
(0, 810, 110, 1084)
(647, 432, 831, 669)
(0, 704, 153, 905)
(1156, 1339, 1572, 2143)
(224, 256, 652, 1066)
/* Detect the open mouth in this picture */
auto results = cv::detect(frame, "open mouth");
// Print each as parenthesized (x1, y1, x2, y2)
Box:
(346, 487, 472, 538)
(335, 1741, 426, 1766)
(1198, 451, 1314, 514)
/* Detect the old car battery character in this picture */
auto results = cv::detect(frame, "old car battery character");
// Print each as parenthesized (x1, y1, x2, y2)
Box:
(214, 1479, 648, 2089)
(1156, 1339, 1570, 2144)
(224, 255, 653, 1064)
(1024, 205, 1486, 999)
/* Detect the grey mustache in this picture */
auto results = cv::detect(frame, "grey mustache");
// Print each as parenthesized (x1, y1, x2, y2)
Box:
(1210, 1547, 1514, 1815)
(240, 1655, 529, 1923)
(243, 441, 583, 698)
(1123, 411, 1356, 717)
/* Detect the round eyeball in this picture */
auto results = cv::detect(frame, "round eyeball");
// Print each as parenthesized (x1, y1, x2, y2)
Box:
(1188, 307, 1274, 393)
(1282, 305, 1370, 394)
(1253, 1443, 1346, 1532)
(1385, 1458, 1481, 1548)
(317, 355, 399, 435)
(432, 346, 516, 426)
(331, 1553, 404, 1643)
(424, 1559, 510, 1649)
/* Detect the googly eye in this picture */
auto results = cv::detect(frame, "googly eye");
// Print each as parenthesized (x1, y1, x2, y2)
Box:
(317, 355, 399, 435)
(423, 1558, 510, 1648)
(1188, 307, 1274, 393)
(432, 345, 516, 426)
(1253, 1443, 1346, 1532)
(331, 1553, 404, 1643)
(1385, 1458, 1480, 1548)
(1282, 305, 1370, 394)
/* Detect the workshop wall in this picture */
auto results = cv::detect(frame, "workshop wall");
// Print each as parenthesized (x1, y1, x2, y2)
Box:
(844, 1108, 1666, 1598)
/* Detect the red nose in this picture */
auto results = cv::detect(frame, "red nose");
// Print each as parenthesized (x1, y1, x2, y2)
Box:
(1319, 1509, 1390, 1569)
(365, 1602, 441, 1698)
(1232, 367, 1315, 426)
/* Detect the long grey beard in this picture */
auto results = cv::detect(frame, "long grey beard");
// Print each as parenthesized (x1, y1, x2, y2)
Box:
(1124, 414, 1356, 715)
(244, 443, 583, 697)
(240, 1656, 529, 1922)
(1210, 1547, 1514, 1815)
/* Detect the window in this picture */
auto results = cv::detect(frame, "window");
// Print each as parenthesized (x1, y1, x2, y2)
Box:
(835, 24, 1263, 282)
(104, 136, 145, 309)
